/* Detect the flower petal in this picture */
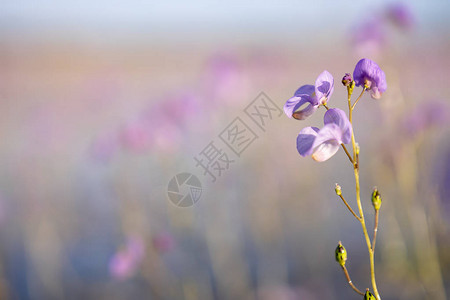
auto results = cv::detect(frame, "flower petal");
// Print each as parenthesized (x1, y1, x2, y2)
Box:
(370, 86, 381, 99)
(315, 70, 334, 105)
(292, 103, 318, 120)
(294, 84, 315, 97)
(296, 126, 320, 156)
(353, 58, 387, 93)
(284, 95, 317, 120)
(311, 141, 341, 162)
(310, 123, 343, 161)
(323, 108, 352, 144)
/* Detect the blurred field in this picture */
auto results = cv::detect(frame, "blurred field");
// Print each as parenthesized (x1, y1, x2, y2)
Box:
(0, 2, 450, 300)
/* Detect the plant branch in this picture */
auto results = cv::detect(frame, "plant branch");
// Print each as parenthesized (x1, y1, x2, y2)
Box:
(341, 265, 364, 296)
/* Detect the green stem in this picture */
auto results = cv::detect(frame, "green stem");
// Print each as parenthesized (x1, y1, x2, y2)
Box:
(372, 210, 379, 251)
(341, 265, 365, 296)
(338, 193, 361, 222)
(348, 87, 381, 300)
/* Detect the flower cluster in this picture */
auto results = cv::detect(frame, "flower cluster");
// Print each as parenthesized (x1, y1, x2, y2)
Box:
(284, 58, 386, 162)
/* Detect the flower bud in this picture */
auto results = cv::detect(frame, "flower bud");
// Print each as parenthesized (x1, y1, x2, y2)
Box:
(364, 289, 376, 300)
(371, 188, 382, 211)
(335, 241, 347, 266)
(335, 184, 342, 196)
(348, 80, 356, 94)
(342, 73, 352, 86)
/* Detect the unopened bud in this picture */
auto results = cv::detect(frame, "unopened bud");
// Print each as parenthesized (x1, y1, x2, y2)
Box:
(371, 188, 382, 210)
(348, 80, 356, 94)
(335, 241, 347, 266)
(364, 289, 376, 300)
(335, 184, 342, 196)
(342, 73, 352, 86)
(355, 143, 360, 155)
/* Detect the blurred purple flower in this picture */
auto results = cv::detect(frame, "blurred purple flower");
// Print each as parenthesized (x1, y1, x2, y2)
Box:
(351, 17, 386, 57)
(120, 92, 199, 154)
(89, 131, 119, 163)
(403, 100, 448, 137)
(109, 236, 145, 280)
(353, 58, 387, 99)
(158, 92, 201, 126)
(386, 3, 415, 30)
(284, 71, 334, 120)
(152, 232, 175, 253)
(297, 108, 352, 162)
(202, 53, 246, 105)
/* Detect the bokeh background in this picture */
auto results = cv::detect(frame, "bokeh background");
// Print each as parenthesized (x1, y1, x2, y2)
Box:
(1, 1, 450, 299)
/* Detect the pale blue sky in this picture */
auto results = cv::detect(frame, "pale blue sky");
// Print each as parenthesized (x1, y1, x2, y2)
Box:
(1, 0, 449, 43)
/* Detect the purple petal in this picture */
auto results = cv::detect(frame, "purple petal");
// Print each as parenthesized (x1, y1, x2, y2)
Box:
(284, 95, 317, 120)
(294, 84, 315, 97)
(310, 124, 342, 162)
(323, 108, 352, 144)
(315, 70, 334, 105)
(296, 127, 320, 156)
(353, 58, 387, 94)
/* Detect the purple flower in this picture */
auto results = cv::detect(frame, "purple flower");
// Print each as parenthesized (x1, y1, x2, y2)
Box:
(284, 71, 334, 120)
(297, 108, 352, 162)
(353, 58, 387, 99)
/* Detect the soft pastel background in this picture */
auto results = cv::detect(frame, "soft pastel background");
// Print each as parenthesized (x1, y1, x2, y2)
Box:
(0, 1, 450, 299)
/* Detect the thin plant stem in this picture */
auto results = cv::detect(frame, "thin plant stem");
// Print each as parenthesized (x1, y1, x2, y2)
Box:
(372, 210, 379, 251)
(352, 88, 366, 110)
(341, 144, 354, 164)
(338, 194, 361, 222)
(348, 87, 381, 300)
(341, 265, 364, 296)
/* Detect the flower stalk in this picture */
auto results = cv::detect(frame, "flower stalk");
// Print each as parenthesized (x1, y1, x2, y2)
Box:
(347, 85, 381, 300)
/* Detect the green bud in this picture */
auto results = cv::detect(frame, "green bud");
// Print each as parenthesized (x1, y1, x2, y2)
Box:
(335, 241, 347, 266)
(364, 289, 376, 300)
(371, 188, 382, 211)
(335, 183, 342, 196)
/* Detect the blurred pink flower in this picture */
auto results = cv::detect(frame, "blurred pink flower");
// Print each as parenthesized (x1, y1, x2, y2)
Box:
(109, 236, 145, 280)
(152, 232, 175, 253)
(122, 92, 201, 154)
(201, 53, 246, 105)
(120, 119, 154, 154)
